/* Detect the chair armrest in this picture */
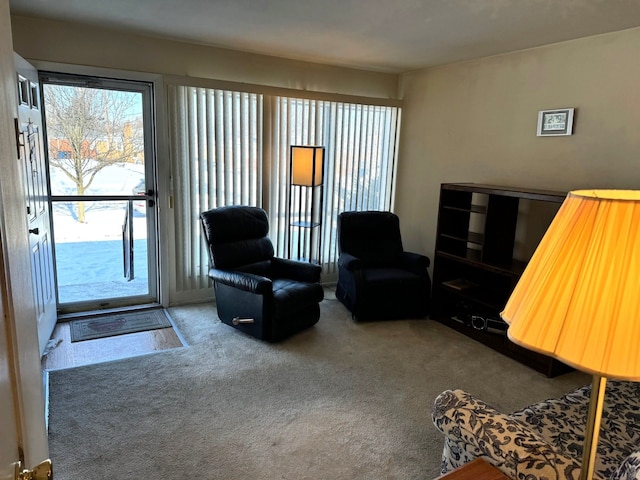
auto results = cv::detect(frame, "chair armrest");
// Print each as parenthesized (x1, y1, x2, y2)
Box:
(208, 268, 272, 295)
(398, 251, 430, 271)
(270, 257, 322, 283)
(338, 252, 363, 271)
(612, 452, 640, 480)
(609, 451, 640, 480)
(339, 251, 429, 273)
(432, 389, 581, 480)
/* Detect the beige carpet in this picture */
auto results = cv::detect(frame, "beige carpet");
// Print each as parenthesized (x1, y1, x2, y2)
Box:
(47, 291, 589, 479)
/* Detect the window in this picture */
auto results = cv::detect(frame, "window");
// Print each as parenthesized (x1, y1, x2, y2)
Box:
(168, 84, 401, 292)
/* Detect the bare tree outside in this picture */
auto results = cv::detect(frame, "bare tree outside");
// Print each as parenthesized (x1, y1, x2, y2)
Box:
(44, 85, 144, 222)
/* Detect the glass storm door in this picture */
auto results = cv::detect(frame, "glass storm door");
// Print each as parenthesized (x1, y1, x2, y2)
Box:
(41, 72, 158, 313)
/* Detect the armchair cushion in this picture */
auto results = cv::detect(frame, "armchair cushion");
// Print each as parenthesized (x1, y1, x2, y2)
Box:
(273, 278, 324, 317)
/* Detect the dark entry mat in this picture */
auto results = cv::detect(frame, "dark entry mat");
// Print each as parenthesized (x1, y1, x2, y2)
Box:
(70, 309, 173, 342)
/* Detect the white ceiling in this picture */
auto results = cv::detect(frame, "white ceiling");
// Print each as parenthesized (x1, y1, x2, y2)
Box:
(9, 0, 640, 73)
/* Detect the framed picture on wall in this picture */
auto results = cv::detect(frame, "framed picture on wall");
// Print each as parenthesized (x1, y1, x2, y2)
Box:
(537, 108, 575, 136)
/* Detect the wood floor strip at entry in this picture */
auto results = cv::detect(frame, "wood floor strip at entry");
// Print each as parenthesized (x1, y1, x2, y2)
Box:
(42, 321, 184, 370)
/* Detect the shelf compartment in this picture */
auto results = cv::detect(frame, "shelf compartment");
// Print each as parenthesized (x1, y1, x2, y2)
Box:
(449, 314, 508, 336)
(483, 194, 519, 264)
(437, 208, 471, 241)
(442, 204, 487, 215)
(435, 250, 526, 277)
(435, 279, 512, 312)
(440, 189, 472, 210)
(439, 231, 484, 245)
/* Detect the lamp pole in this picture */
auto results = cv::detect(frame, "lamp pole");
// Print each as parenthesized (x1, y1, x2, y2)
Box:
(580, 375, 607, 480)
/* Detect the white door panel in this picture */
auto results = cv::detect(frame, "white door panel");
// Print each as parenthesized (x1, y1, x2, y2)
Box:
(15, 53, 57, 355)
(0, 0, 50, 474)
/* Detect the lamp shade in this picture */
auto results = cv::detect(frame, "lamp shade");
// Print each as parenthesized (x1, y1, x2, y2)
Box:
(291, 146, 324, 186)
(501, 190, 640, 380)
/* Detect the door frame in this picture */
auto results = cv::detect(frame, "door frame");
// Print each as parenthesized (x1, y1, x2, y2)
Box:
(40, 71, 162, 313)
(28, 62, 171, 312)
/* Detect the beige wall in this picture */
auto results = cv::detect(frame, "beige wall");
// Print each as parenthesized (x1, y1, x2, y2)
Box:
(396, 27, 640, 261)
(11, 13, 640, 273)
(10, 15, 398, 99)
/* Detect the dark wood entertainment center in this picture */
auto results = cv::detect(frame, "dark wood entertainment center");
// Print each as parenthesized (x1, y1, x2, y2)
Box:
(431, 183, 571, 377)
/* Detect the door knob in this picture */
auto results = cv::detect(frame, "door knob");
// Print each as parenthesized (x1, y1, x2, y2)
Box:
(29, 227, 39, 235)
(15, 458, 53, 479)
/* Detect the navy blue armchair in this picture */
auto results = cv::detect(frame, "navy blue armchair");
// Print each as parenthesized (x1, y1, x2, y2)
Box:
(336, 211, 431, 321)
(200, 205, 324, 341)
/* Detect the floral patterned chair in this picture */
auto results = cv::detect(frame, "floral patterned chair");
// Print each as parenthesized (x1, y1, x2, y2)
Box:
(432, 381, 640, 480)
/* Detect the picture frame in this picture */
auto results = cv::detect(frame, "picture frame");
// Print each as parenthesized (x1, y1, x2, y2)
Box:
(537, 108, 575, 136)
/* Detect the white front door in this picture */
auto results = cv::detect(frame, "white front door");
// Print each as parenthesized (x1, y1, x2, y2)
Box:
(1, 0, 50, 474)
(0, 277, 51, 480)
(0, 296, 21, 480)
(15, 53, 57, 355)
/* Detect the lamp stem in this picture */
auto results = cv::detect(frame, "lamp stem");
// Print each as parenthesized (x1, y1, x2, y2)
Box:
(579, 375, 607, 480)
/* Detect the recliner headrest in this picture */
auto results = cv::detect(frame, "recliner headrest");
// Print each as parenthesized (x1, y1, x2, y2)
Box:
(200, 206, 275, 269)
(338, 210, 404, 262)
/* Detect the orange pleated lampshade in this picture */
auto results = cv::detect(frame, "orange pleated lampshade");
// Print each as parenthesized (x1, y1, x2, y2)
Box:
(501, 190, 640, 380)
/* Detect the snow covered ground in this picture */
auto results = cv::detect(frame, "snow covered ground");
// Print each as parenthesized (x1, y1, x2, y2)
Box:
(51, 163, 151, 303)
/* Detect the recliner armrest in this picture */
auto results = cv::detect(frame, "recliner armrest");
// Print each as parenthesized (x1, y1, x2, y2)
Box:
(433, 389, 581, 480)
(208, 268, 272, 295)
(397, 251, 430, 272)
(270, 257, 322, 283)
(339, 251, 429, 273)
(338, 252, 363, 271)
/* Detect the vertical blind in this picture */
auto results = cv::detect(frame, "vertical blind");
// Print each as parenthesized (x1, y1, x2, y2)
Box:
(168, 84, 401, 293)
(168, 85, 262, 291)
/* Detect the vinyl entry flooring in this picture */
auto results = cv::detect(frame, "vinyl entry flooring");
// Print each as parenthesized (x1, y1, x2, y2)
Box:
(42, 320, 184, 370)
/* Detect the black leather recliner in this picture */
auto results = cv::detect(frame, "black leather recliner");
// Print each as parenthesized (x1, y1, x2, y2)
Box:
(336, 211, 431, 321)
(200, 205, 324, 342)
